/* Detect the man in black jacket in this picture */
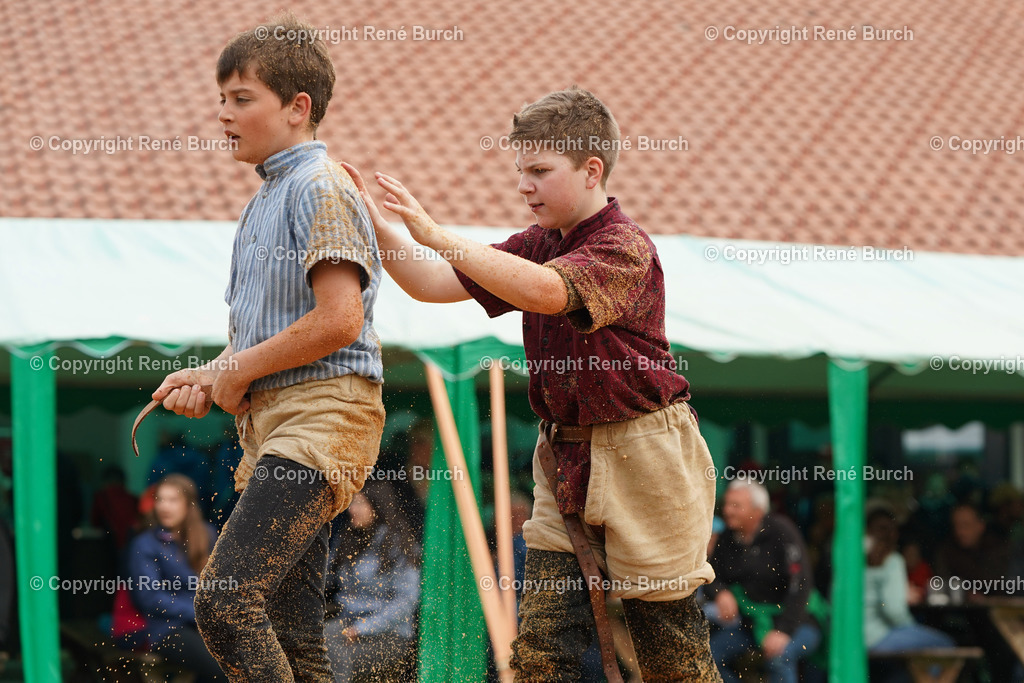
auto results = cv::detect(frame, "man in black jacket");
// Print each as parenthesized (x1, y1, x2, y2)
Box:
(705, 480, 822, 683)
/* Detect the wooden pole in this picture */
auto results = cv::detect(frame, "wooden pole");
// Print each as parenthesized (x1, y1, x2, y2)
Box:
(425, 363, 516, 682)
(490, 363, 519, 638)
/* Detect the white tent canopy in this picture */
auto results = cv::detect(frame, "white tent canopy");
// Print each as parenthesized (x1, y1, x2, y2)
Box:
(2, 218, 1022, 374)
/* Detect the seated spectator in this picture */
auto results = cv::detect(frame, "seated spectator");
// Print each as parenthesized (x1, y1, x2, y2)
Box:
(864, 506, 954, 682)
(934, 502, 1009, 597)
(706, 481, 827, 683)
(90, 464, 139, 551)
(990, 483, 1024, 544)
(325, 481, 421, 682)
(127, 474, 224, 682)
(935, 501, 1018, 680)
(901, 541, 932, 606)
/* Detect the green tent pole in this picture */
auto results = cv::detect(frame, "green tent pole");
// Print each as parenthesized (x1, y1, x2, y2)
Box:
(827, 360, 868, 683)
(418, 345, 488, 681)
(11, 350, 61, 682)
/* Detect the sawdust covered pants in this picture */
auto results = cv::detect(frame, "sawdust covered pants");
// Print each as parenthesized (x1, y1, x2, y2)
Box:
(512, 401, 722, 681)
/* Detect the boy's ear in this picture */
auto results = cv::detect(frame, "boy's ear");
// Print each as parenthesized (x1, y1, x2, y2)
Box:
(583, 156, 604, 190)
(286, 92, 313, 128)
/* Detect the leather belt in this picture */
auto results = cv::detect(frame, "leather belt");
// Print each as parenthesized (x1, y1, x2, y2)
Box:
(131, 385, 213, 457)
(537, 424, 623, 682)
(549, 423, 592, 443)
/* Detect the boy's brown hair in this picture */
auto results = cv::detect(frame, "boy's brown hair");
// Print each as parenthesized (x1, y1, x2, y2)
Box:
(217, 12, 336, 132)
(509, 86, 620, 187)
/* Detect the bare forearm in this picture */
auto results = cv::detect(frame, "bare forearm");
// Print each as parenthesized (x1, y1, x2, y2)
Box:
(230, 307, 360, 383)
(421, 229, 567, 314)
(376, 220, 468, 303)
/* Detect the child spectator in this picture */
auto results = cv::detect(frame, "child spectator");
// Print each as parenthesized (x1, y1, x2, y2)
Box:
(127, 474, 224, 681)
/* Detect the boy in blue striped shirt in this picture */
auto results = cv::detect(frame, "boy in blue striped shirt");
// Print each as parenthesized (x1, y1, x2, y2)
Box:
(149, 12, 384, 680)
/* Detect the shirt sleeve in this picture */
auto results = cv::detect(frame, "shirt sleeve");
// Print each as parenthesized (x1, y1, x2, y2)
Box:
(453, 228, 534, 318)
(543, 227, 652, 333)
(293, 166, 377, 291)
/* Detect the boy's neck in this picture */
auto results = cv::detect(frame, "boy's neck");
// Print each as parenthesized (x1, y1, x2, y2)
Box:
(559, 192, 611, 239)
(260, 132, 317, 165)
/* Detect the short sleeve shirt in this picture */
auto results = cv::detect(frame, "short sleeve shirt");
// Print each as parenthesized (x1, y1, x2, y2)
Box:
(454, 198, 689, 512)
(225, 141, 383, 391)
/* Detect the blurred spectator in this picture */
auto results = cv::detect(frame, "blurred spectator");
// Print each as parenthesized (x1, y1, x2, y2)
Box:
(902, 473, 954, 562)
(807, 495, 834, 600)
(934, 502, 1018, 680)
(900, 541, 933, 606)
(325, 481, 421, 682)
(90, 465, 139, 551)
(148, 432, 212, 506)
(934, 502, 1009, 596)
(864, 506, 954, 683)
(706, 481, 826, 683)
(989, 483, 1024, 543)
(127, 474, 224, 681)
(390, 419, 434, 540)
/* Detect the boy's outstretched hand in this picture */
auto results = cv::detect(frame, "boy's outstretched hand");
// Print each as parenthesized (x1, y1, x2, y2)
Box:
(340, 162, 392, 237)
(373, 172, 442, 246)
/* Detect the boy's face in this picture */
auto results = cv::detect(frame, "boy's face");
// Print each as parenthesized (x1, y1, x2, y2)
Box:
(218, 67, 304, 165)
(515, 150, 599, 234)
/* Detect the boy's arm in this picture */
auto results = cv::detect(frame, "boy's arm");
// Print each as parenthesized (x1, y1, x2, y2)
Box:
(210, 260, 364, 414)
(342, 163, 470, 303)
(344, 164, 567, 313)
(375, 172, 568, 314)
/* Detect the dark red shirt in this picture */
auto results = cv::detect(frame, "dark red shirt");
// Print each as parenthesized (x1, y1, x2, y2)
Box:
(454, 199, 690, 513)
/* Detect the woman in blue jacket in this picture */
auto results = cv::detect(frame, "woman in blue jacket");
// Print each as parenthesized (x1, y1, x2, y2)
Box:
(127, 473, 224, 681)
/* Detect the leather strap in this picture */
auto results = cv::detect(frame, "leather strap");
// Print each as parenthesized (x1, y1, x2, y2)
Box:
(131, 385, 213, 457)
(537, 425, 624, 683)
(550, 423, 593, 443)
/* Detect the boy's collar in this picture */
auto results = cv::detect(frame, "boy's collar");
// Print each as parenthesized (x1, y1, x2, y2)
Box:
(557, 197, 619, 242)
(256, 141, 327, 180)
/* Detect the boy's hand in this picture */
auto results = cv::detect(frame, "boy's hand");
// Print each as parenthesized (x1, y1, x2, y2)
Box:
(340, 162, 391, 236)
(211, 367, 252, 416)
(374, 172, 440, 246)
(152, 368, 216, 418)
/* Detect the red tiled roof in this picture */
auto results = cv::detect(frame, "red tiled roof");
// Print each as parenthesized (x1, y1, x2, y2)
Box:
(3, 0, 1024, 255)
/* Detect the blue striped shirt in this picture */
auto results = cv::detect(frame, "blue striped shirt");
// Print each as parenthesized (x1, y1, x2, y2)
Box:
(225, 141, 383, 390)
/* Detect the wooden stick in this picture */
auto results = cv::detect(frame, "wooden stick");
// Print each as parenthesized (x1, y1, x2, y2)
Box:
(425, 363, 515, 681)
(490, 363, 519, 638)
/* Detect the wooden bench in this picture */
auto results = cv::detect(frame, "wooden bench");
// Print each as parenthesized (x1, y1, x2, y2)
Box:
(870, 647, 984, 683)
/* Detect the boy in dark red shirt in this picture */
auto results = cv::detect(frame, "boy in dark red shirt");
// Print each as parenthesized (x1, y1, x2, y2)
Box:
(345, 87, 720, 681)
